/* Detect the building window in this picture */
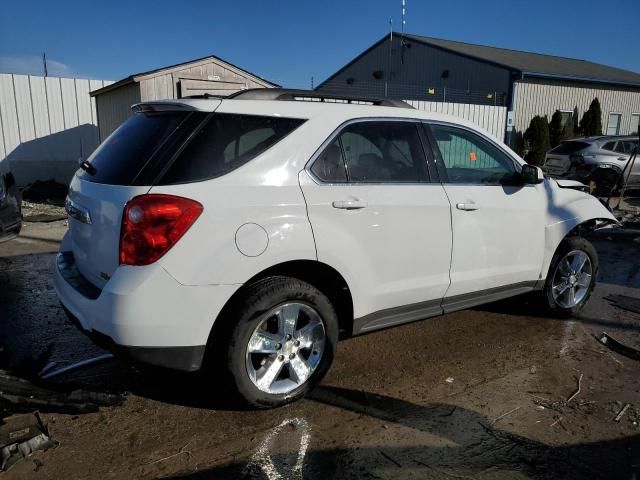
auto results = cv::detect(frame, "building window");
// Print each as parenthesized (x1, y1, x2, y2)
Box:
(606, 113, 622, 136)
(631, 113, 640, 135)
(559, 110, 573, 128)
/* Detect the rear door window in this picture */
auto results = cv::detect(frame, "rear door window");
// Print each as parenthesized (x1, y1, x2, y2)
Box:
(311, 121, 429, 183)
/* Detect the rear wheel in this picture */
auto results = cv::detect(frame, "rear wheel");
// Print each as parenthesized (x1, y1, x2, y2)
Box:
(544, 236, 598, 316)
(213, 276, 338, 408)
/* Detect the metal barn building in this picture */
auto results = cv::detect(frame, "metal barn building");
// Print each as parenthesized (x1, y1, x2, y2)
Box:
(91, 55, 279, 140)
(316, 33, 640, 143)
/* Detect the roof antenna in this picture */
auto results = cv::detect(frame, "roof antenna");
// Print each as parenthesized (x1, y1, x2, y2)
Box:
(400, 0, 407, 64)
(386, 18, 393, 97)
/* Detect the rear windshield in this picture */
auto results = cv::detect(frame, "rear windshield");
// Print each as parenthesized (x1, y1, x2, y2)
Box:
(79, 111, 305, 186)
(549, 141, 590, 155)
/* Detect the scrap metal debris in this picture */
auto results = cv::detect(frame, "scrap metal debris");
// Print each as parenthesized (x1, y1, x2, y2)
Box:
(566, 373, 584, 403)
(597, 332, 640, 362)
(491, 406, 521, 425)
(40, 354, 114, 380)
(614, 404, 631, 422)
(0, 412, 57, 471)
(0, 369, 123, 415)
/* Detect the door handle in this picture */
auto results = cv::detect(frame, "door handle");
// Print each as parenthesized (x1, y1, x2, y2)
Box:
(456, 201, 479, 211)
(332, 199, 368, 210)
(618, 157, 628, 161)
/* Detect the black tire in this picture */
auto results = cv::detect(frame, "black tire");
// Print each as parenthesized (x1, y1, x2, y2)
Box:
(211, 276, 338, 408)
(544, 236, 598, 316)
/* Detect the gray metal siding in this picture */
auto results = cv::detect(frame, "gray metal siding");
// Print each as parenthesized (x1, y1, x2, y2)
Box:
(96, 82, 141, 141)
(317, 37, 512, 104)
(513, 78, 640, 135)
(405, 100, 507, 139)
(0, 74, 112, 186)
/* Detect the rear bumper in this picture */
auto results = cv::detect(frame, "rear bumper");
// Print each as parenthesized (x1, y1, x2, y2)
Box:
(53, 233, 240, 371)
(62, 305, 206, 371)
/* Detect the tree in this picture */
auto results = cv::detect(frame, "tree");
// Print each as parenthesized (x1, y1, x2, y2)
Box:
(523, 115, 551, 166)
(578, 98, 603, 136)
(549, 110, 564, 147)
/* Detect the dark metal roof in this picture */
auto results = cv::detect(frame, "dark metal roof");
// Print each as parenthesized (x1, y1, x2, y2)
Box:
(90, 54, 279, 97)
(404, 33, 640, 88)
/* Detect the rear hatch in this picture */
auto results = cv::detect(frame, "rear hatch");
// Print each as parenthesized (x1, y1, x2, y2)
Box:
(543, 141, 590, 175)
(66, 101, 306, 288)
(67, 104, 217, 288)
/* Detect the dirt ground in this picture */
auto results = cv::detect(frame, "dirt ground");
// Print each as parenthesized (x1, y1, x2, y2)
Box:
(0, 221, 639, 479)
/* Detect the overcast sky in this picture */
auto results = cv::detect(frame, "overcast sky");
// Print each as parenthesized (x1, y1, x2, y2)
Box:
(1, 0, 639, 87)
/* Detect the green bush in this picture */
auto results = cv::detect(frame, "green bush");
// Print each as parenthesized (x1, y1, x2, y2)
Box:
(523, 115, 551, 166)
(549, 110, 564, 147)
(578, 98, 603, 136)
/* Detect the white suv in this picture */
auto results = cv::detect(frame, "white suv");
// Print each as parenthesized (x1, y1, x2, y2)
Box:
(54, 89, 616, 407)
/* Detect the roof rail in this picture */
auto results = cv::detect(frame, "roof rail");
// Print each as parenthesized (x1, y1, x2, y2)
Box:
(227, 88, 414, 109)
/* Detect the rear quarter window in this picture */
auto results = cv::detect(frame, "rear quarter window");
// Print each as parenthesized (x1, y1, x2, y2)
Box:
(158, 114, 305, 185)
(78, 111, 305, 186)
(549, 141, 590, 155)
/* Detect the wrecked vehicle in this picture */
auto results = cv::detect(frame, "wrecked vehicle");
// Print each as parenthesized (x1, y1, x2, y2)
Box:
(543, 135, 640, 192)
(0, 162, 21, 243)
(54, 89, 616, 407)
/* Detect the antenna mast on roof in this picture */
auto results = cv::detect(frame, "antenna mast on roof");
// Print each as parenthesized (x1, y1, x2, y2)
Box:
(400, 0, 407, 63)
(386, 17, 393, 97)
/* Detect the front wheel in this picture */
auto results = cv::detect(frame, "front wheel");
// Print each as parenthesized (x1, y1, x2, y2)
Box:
(544, 236, 598, 316)
(214, 276, 338, 408)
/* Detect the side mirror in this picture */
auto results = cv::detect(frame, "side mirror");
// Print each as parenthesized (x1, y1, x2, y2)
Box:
(521, 164, 544, 184)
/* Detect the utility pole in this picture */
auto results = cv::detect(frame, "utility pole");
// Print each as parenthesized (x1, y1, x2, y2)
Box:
(311, 76, 314, 89)
(42, 52, 48, 77)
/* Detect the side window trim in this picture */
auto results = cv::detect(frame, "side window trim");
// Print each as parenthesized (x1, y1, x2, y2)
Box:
(416, 122, 439, 182)
(422, 120, 522, 185)
(306, 117, 433, 185)
(421, 122, 449, 183)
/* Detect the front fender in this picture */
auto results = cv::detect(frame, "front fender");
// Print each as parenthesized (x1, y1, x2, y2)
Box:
(540, 178, 617, 281)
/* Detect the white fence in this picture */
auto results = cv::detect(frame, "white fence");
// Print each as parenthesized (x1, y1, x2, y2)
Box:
(0, 74, 113, 186)
(404, 100, 507, 140)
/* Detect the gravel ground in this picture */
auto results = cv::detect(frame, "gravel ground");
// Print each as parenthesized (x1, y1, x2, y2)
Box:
(0, 222, 638, 479)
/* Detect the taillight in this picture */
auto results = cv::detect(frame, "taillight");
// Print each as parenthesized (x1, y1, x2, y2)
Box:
(119, 194, 203, 266)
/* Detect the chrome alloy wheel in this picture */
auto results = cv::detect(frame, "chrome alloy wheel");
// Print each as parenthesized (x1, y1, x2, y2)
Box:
(551, 250, 593, 309)
(245, 303, 326, 395)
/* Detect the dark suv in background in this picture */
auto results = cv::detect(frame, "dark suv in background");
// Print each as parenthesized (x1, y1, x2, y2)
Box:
(543, 135, 639, 192)
(0, 162, 21, 243)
